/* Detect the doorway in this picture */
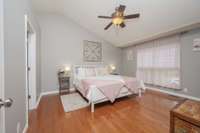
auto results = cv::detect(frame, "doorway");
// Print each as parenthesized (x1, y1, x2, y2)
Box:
(25, 15, 37, 124)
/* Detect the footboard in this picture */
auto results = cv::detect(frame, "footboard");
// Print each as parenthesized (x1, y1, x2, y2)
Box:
(89, 85, 144, 113)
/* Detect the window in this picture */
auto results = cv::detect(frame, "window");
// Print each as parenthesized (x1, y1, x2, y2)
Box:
(136, 35, 180, 89)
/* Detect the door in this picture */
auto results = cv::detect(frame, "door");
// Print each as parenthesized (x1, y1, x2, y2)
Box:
(0, 2, 13, 132)
(0, 0, 5, 132)
(26, 19, 37, 111)
(26, 30, 31, 110)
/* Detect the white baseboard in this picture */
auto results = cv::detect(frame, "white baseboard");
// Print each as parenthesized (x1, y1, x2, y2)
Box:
(41, 90, 59, 96)
(22, 123, 28, 133)
(33, 93, 42, 109)
(33, 90, 59, 109)
(33, 89, 76, 109)
(148, 88, 200, 101)
(41, 88, 76, 96)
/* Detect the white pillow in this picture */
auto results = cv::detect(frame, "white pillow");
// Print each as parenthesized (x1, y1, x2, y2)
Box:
(85, 68, 96, 77)
(77, 68, 85, 77)
(95, 67, 109, 76)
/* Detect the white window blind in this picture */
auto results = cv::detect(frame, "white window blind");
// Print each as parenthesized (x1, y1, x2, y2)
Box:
(136, 35, 180, 89)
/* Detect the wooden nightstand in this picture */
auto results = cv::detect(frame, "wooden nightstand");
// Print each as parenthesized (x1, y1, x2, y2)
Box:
(170, 100, 200, 133)
(58, 72, 70, 95)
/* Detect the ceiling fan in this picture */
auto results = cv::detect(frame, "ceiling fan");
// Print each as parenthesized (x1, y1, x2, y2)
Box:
(98, 5, 140, 30)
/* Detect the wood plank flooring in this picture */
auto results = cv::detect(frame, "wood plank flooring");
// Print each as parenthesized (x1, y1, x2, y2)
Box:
(27, 90, 184, 133)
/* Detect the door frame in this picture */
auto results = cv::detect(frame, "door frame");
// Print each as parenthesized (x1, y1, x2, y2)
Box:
(25, 14, 37, 125)
(0, 0, 5, 132)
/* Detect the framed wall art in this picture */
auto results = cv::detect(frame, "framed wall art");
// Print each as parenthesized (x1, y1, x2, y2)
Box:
(193, 38, 200, 52)
(83, 40, 102, 62)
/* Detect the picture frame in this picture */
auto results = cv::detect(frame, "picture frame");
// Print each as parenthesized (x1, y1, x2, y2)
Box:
(193, 38, 200, 51)
(83, 40, 102, 62)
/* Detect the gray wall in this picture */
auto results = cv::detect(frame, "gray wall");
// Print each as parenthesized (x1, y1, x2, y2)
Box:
(122, 28, 200, 98)
(38, 14, 122, 93)
(181, 28, 200, 98)
(122, 47, 137, 77)
(3, 0, 40, 132)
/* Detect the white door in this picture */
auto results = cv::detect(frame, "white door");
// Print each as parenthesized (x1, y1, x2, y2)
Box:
(0, 0, 5, 132)
(26, 18, 37, 110)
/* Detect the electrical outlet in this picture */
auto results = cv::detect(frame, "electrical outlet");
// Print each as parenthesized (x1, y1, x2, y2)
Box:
(17, 122, 21, 133)
(183, 88, 188, 93)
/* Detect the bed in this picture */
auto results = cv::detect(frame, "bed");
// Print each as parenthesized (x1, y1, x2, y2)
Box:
(73, 65, 146, 112)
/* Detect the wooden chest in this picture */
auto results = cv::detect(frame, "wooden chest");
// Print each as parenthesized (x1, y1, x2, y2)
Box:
(170, 100, 200, 133)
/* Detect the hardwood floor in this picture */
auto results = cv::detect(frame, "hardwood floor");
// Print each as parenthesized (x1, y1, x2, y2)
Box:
(27, 90, 184, 133)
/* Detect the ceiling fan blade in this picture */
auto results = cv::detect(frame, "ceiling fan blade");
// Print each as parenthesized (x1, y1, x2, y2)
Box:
(98, 16, 112, 19)
(118, 5, 126, 12)
(124, 14, 140, 19)
(104, 22, 113, 30)
(120, 23, 126, 28)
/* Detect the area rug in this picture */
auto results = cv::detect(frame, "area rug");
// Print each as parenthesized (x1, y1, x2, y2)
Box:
(60, 93, 89, 112)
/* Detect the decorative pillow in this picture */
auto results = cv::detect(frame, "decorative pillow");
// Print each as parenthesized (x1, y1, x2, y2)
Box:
(77, 68, 85, 77)
(85, 68, 96, 77)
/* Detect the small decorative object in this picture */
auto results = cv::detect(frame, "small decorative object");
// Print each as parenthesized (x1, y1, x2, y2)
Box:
(193, 38, 200, 51)
(83, 40, 102, 62)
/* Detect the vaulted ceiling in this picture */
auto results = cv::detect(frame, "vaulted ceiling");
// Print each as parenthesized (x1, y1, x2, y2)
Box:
(32, 0, 200, 47)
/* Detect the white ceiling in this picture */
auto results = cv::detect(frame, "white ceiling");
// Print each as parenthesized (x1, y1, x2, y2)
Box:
(32, 0, 200, 47)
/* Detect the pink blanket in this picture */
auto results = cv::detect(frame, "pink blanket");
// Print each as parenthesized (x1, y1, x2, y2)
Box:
(122, 76, 140, 93)
(81, 76, 141, 103)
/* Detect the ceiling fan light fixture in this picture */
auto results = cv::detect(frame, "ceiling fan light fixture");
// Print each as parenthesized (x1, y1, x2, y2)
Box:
(112, 17, 124, 25)
(98, 5, 140, 30)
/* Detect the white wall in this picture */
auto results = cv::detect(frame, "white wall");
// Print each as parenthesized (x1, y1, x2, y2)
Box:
(122, 28, 200, 98)
(38, 14, 122, 93)
(3, 0, 40, 132)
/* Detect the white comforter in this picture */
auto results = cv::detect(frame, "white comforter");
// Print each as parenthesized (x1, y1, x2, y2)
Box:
(73, 75, 145, 103)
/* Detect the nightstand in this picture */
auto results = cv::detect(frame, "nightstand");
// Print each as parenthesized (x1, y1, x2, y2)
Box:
(58, 72, 70, 95)
(170, 100, 200, 133)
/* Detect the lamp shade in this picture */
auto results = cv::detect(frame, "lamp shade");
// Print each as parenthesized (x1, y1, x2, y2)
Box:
(64, 66, 71, 72)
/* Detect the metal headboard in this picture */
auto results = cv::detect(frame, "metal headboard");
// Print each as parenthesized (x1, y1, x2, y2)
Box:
(72, 64, 107, 79)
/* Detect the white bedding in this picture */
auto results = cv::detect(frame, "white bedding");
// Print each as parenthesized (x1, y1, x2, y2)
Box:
(73, 75, 144, 103)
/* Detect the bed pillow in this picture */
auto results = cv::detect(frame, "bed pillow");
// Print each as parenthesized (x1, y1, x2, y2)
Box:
(95, 67, 109, 76)
(77, 68, 85, 77)
(85, 68, 96, 77)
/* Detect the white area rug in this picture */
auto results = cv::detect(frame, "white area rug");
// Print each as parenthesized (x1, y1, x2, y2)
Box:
(60, 93, 89, 112)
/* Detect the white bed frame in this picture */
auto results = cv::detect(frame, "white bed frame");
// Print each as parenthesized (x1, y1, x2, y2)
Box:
(73, 65, 146, 112)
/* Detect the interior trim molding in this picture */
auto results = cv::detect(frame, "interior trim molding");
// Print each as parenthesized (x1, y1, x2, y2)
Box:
(0, 0, 5, 132)
(34, 88, 76, 109)
(148, 88, 200, 101)
(34, 93, 42, 109)
(33, 90, 59, 109)
(41, 90, 59, 96)
(22, 123, 28, 133)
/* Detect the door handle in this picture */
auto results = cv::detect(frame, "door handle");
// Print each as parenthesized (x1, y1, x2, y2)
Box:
(0, 98, 13, 108)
